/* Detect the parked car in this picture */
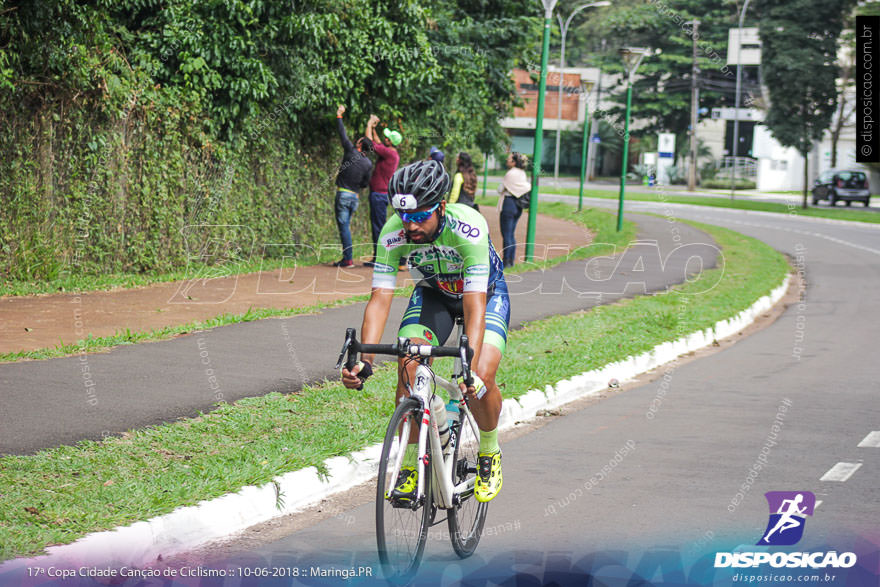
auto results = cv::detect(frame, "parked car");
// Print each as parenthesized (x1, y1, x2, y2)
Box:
(811, 169, 871, 206)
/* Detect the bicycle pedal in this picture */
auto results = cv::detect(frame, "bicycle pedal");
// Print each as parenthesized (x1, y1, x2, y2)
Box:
(388, 490, 418, 508)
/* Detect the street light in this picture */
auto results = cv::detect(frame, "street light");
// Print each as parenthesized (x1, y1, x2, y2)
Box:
(524, 0, 558, 263)
(578, 80, 595, 211)
(553, 1, 611, 186)
(617, 46, 650, 232)
(730, 0, 752, 199)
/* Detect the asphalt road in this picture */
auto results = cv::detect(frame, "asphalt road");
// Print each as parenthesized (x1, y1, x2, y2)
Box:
(1, 214, 718, 455)
(183, 197, 880, 585)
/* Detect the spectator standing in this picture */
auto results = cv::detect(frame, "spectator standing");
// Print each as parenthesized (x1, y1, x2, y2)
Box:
(428, 146, 445, 165)
(449, 151, 479, 211)
(333, 105, 373, 268)
(364, 114, 402, 266)
(498, 152, 531, 268)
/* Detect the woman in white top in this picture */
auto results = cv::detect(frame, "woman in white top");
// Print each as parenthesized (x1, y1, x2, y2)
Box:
(497, 152, 531, 268)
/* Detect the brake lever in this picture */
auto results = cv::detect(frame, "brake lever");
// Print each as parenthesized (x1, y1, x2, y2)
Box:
(459, 334, 474, 388)
(335, 328, 357, 370)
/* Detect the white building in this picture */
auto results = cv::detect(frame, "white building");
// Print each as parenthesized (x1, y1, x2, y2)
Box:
(722, 27, 866, 191)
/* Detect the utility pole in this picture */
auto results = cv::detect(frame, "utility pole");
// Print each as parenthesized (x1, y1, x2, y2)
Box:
(688, 20, 700, 192)
(526, 1, 556, 262)
(731, 0, 753, 199)
(586, 38, 606, 181)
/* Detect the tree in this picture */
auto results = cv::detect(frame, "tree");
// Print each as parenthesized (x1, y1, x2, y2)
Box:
(564, 0, 747, 142)
(407, 0, 541, 156)
(830, 28, 856, 169)
(0, 0, 541, 280)
(757, 0, 857, 208)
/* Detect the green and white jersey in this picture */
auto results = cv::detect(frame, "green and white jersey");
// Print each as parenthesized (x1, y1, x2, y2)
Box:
(372, 204, 504, 297)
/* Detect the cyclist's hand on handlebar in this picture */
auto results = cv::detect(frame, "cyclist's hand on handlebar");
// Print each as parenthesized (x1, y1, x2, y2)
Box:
(459, 373, 487, 400)
(341, 361, 373, 389)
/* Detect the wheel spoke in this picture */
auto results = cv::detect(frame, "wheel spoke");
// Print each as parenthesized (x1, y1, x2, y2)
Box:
(447, 406, 488, 558)
(377, 398, 431, 582)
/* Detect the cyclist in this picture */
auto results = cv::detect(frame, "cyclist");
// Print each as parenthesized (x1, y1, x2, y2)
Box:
(341, 160, 508, 503)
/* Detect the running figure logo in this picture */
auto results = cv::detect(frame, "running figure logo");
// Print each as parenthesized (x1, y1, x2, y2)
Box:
(758, 491, 816, 546)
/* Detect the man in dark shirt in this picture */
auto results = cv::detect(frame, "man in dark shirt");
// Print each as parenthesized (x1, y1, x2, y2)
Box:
(364, 114, 401, 266)
(333, 105, 373, 267)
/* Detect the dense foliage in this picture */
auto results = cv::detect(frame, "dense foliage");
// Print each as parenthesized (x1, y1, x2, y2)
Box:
(756, 0, 857, 205)
(561, 0, 743, 149)
(0, 0, 539, 281)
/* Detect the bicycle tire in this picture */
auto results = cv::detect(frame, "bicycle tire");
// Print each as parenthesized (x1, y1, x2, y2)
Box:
(447, 406, 488, 558)
(376, 397, 432, 583)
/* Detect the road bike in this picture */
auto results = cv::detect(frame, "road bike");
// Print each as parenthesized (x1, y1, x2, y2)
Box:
(336, 322, 488, 583)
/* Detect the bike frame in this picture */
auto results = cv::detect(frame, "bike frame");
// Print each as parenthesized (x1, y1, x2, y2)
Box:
(382, 330, 480, 510)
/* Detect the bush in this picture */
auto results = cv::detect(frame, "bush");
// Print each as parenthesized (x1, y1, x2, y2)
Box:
(701, 178, 756, 190)
(0, 1, 540, 282)
(0, 102, 361, 280)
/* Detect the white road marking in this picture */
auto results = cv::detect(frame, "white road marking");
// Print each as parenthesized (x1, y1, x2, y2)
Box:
(819, 462, 863, 482)
(815, 500, 822, 510)
(857, 431, 880, 448)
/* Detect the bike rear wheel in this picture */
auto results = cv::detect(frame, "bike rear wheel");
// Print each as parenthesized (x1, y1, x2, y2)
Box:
(447, 405, 488, 558)
(376, 397, 432, 583)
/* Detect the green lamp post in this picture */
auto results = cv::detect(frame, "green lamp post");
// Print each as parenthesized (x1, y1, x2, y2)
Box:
(578, 81, 595, 212)
(616, 46, 650, 232)
(524, 0, 558, 263)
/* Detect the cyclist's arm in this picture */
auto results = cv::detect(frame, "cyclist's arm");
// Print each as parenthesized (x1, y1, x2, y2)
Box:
(359, 287, 394, 365)
(456, 212, 492, 378)
(461, 291, 487, 369)
(341, 285, 394, 388)
(359, 219, 406, 362)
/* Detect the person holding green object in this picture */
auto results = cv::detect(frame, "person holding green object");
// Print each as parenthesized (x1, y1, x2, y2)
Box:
(364, 115, 402, 267)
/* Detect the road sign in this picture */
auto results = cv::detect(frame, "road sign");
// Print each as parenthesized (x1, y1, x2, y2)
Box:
(711, 107, 764, 121)
(658, 132, 675, 157)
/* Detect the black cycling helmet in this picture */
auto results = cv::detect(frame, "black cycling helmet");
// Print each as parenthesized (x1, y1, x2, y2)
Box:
(388, 160, 451, 212)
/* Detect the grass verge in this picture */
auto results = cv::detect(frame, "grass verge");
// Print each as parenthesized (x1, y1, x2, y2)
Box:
(0, 208, 787, 561)
(0, 256, 334, 299)
(484, 182, 880, 224)
(0, 204, 634, 363)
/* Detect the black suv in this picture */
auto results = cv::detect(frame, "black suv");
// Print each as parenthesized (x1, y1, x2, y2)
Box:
(811, 169, 871, 207)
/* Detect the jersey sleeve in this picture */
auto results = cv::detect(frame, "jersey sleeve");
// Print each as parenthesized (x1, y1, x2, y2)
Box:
(371, 218, 406, 290)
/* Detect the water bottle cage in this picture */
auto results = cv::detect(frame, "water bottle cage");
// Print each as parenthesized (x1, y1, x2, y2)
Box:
(447, 425, 457, 451)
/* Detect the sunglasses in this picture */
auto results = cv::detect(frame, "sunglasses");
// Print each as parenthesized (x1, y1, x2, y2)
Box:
(397, 202, 440, 223)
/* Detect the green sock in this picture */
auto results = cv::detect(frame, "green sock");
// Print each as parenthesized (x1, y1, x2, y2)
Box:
(404, 443, 418, 467)
(479, 428, 499, 454)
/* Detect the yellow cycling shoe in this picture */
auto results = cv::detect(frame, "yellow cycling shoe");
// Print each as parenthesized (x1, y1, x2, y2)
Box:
(474, 452, 502, 502)
(387, 466, 418, 503)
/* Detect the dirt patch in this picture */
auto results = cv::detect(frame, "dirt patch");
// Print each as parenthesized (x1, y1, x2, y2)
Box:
(0, 212, 591, 355)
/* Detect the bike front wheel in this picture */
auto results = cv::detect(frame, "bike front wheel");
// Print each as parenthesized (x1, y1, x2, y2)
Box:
(376, 397, 432, 583)
(447, 405, 488, 558)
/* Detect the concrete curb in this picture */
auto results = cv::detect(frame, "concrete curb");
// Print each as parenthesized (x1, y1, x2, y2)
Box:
(1, 275, 790, 572)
